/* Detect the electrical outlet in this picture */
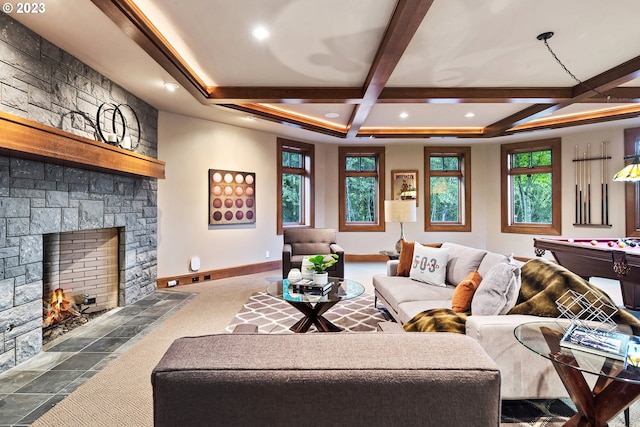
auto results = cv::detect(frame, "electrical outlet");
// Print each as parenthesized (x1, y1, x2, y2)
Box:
(204, 274, 211, 280)
(265, 250, 269, 258)
(192, 276, 199, 282)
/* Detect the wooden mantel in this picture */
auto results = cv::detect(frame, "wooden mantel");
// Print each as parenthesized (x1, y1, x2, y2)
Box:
(0, 111, 165, 179)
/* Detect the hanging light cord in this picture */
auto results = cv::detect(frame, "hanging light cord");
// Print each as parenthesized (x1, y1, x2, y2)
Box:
(538, 32, 611, 101)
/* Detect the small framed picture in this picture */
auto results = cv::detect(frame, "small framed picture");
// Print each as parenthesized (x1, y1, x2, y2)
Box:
(391, 170, 418, 206)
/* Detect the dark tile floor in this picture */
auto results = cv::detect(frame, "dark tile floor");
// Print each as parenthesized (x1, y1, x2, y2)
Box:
(0, 290, 192, 427)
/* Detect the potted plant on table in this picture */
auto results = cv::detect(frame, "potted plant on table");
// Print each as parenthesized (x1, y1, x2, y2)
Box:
(306, 254, 339, 285)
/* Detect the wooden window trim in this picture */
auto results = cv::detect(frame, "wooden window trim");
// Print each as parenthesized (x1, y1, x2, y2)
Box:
(277, 138, 315, 235)
(425, 146, 471, 232)
(501, 137, 561, 235)
(339, 146, 385, 232)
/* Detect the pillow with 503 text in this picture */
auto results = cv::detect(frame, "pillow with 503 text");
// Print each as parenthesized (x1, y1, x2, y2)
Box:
(409, 243, 451, 287)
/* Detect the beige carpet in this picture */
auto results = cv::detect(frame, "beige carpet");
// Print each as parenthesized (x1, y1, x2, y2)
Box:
(32, 270, 279, 427)
(32, 267, 639, 427)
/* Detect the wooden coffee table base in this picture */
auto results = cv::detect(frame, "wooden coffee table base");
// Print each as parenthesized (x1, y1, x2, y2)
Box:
(286, 300, 342, 333)
(550, 355, 639, 427)
(540, 327, 637, 427)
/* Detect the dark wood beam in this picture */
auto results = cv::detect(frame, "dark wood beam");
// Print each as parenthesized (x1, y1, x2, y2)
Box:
(207, 87, 364, 104)
(346, 0, 435, 138)
(484, 54, 640, 137)
(221, 104, 346, 139)
(91, 0, 210, 100)
(378, 87, 571, 103)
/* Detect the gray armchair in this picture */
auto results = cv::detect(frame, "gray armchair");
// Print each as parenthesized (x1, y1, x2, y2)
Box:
(282, 228, 345, 279)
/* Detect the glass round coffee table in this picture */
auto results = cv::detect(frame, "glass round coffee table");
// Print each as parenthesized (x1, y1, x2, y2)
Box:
(514, 321, 640, 427)
(266, 278, 365, 333)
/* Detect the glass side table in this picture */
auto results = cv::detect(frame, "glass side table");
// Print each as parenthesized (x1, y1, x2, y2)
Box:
(515, 321, 639, 427)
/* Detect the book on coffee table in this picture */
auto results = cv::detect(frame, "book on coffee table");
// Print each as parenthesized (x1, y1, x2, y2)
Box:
(560, 324, 630, 361)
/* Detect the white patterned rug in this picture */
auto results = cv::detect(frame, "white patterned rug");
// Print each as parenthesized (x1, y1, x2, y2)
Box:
(225, 291, 390, 333)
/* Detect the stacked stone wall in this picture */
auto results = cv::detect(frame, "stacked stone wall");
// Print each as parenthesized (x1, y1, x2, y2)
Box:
(0, 14, 158, 373)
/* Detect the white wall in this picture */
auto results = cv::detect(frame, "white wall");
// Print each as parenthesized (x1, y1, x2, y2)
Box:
(157, 110, 636, 278)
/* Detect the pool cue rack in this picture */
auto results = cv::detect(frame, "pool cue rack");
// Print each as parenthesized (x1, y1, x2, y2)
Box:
(572, 142, 612, 228)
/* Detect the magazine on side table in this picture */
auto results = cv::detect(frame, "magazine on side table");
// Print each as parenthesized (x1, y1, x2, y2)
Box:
(560, 324, 630, 361)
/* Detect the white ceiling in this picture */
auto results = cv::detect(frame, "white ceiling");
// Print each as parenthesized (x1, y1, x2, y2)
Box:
(11, 0, 640, 144)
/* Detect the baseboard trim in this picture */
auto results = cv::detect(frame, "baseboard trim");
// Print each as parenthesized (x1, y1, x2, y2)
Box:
(346, 254, 390, 262)
(157, 260, 282, 289)
(157, 255, 390, 288)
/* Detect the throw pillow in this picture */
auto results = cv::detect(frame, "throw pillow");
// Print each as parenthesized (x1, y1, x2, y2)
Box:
(409, 243, 450, 287)
(397, 241, 443, 277)
(471, 262, 521, 315)
(451, 270, 482, 313)
(397, 240, 415, 276)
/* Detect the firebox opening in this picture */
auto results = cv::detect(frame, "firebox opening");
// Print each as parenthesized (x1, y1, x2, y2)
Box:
(42, 228, 121, 334)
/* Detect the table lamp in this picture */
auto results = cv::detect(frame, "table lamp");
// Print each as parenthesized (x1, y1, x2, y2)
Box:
(384, 200, 417, 253)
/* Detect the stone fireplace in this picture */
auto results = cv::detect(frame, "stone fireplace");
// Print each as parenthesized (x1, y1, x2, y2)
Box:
(0, 13, 162, 375)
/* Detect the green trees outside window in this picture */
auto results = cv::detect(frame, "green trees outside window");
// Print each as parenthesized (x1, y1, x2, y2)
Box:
(425, 147, 471, 232)
(277, 138, 314, 234)
(339, 147, 385, 232)
(501, 138, 561, 235)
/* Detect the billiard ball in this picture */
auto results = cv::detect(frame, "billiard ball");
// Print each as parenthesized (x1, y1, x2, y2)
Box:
(590, 240, 598, 246)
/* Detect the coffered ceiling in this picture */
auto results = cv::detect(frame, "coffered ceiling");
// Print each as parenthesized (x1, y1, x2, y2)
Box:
(12, 0, 640, 143)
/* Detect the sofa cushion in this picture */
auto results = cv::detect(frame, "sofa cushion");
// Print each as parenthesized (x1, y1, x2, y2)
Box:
(374, 274, 456, 311)
(441, 243, 487, 286)
(451, 270, 482, 313)
(409, 243, 450, 286)
(471, 262, 521, 315)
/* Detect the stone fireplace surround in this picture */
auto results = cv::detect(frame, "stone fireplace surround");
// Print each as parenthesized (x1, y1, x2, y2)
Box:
(0, 13, 160, 375)
(0, 157, 158, 374)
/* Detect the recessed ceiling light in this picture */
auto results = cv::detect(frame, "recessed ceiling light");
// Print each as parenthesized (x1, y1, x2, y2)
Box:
(399, 112, 409, 119)
(164, 82, 179, 92)
(244, 116, 257, 121)
(465, 112, 475, 118)
(325, 112, 340, 119)
(252, 26, 270, 40)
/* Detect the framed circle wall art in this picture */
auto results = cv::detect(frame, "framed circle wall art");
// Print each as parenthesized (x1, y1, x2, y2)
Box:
(209, 169, 256, 225)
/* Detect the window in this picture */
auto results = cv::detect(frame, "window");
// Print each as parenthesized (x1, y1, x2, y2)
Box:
(425, 147, 471, 231)
(624, 127, 640, 237)
(277, 138, 314, 234)
(501, 138, 561, 235)
(339, 146, 385, 231)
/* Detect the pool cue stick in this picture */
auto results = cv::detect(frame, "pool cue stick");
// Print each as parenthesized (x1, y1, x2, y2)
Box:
(575, 146, 579, 224)
(579, 151, 583, 224)
(583, 152, 588, 224)
(587, 144, 591, 224)
(605, 142, 609, 225)
(601, 142, 605, 225)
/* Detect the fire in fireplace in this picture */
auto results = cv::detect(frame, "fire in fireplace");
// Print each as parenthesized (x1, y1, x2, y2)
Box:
(42, 288, 80, 328)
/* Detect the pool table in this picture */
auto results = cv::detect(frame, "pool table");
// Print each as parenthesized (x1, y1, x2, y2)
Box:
(533, 237, 640, 310)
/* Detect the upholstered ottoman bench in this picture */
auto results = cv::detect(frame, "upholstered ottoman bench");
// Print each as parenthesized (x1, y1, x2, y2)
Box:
(152, 332, 501, 427)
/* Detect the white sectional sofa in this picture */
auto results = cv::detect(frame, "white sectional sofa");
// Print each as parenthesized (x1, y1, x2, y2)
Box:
(372, 242, 635, 400)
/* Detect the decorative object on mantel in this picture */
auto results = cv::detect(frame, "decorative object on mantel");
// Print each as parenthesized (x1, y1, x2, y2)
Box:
(96, 102, 140, 150)
(208, 169, 256, 225)
(60, 110, 101, 141)
(572, 142, 611, 227)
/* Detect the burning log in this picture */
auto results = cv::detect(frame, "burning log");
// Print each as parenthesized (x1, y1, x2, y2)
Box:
(43, 289, 81, 328)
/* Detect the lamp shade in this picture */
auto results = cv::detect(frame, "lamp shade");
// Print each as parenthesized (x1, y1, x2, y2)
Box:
(384, 200, 417, 223)
(613, 159, 640, 181)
